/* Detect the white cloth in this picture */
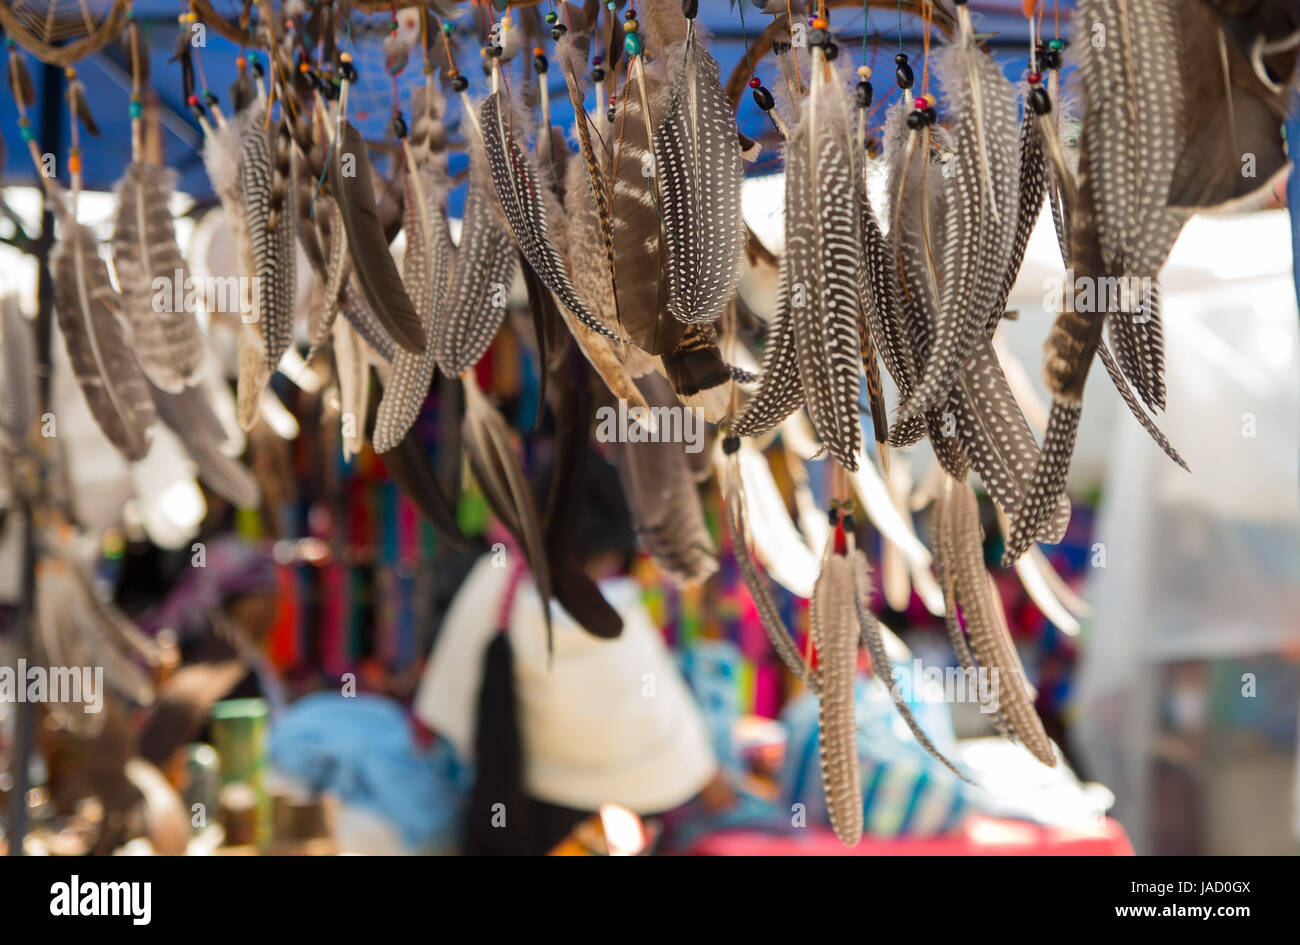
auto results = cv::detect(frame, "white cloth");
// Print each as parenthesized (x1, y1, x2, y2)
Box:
(414, 557, 717, 814)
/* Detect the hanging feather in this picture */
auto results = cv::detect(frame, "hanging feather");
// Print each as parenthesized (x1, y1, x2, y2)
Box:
(850, 546, 967, 780)
(0, 296, 37, 450)
(374, 85, 455, 454)
(235, 324, 271, 433)
(738, 46, 861, 471)
(67, 75, 101, 137)
(478, 91, 619, 342)
(614, 375, 717, 585)
(332, 319, 369, 462)
(111, 163, 207, 393)
(1106, 282, 1166, 412)
(722, 445, 820, 692)
(810, 528, 863, 847)
(462, 375, 554, 653)
(153, 384, 261, 508)
(652, 19, 745, 325)
(7, 46, 35, 108)
(378, 427, 468, 551)
(609, 54, 674, 354)
(303, 193, 350, 363)
(901, 32, 1019, 420)
(556, 35, 622, 329)
(52, 220, 155, 461)
(435, 152, 517, 376)
(329, 120, 426, 353)
(241, 111, 297, 374)
(944, 478, 1055, 766)
(542, 357, 623, 639)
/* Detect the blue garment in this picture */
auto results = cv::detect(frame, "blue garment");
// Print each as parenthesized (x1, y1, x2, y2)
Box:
(269, 693, 468, 852)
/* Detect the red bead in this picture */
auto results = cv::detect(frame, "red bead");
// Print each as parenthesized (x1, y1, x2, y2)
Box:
(1027, 71, 1043, 84)
(914, 97, 927, 110)
(749, 76, 761, 88)
(187, 94, 199, 106)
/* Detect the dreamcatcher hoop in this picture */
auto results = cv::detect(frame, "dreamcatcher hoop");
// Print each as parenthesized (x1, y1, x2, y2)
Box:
(0, 0, 129, 65)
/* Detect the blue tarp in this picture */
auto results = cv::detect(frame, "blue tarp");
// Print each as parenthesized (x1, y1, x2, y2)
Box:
(1, 1, 1051, 198)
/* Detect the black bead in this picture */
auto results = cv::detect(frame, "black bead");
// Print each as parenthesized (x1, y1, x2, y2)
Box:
(682, 0, 699, 18)
(202, 90, 218, 107)
(855, 80, 873, 109)
(752, 85, 775, 111)
(339, 61, 357, 82)
(189, 104, 206, 121)
(1029, 86, 1052, 116)
(1042, 49, 1062, 70)
(550, 24, 567, 40)
(896, 61, 914, 90)
(488, 45, 504, 59)
(827, 507, 840, 526)
(535, 55, 548, 74)
(251, 60, 265, 79)
(808, 28, 829, 48)
(895, 53, 909, 65)
(823, 41, 839, 61)
(722, 435, 740, 455)
(391, 113, 407, 138)
(773, 41, 790, 55)
(321, 78, 340, 100)
(905, 110, 925, 130)
(606, 107, 616, 122)
(842, 513, 855, 531)
(591, 67, 605, 81)
(451, 75, 469, 92)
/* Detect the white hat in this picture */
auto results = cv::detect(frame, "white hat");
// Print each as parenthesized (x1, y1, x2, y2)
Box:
(414, 556, 717, 814)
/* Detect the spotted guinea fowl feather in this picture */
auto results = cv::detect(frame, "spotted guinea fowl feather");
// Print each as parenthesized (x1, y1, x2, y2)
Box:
(1107, 281, 1166, 413)
(479, 91, 618, 343)
(1097, 336, 1187, 469)
(330, 120, 426, 354)
(782, 50, 861, 471)
(850, 546, 967, 780)
(903, 35, 1018, 421)
(811, 535, 864, 847)
(947, 478, 1055, 766)
(653, 20, 745, 326)
(732, 267, 801, 437)
(435, 156, 516, 377)
(111, 163, 206, 393)
(53, 220, 155, 461)
(373, 89, 454, 454)
(241, 113, 296, 375)
(948, 340, 1071, 541)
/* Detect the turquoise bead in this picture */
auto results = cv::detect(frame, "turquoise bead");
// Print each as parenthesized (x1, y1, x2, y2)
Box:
(625, 33, 642, 56)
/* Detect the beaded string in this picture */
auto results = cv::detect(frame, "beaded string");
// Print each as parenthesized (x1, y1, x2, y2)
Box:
(739, 0, 787, 139)
(784, 0, 803, 96)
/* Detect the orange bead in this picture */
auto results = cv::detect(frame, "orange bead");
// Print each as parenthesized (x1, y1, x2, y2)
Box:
(812, 17, 828, 30)
(1021, 0, 1040, 18)
(68, 153, 81, 175)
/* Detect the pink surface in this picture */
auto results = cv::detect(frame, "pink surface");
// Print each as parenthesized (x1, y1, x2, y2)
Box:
(687, 816, 1135, 856)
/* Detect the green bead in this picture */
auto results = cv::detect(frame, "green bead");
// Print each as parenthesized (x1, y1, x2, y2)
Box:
(442, 21, 453, 34)
(129, 100, 143, 118)
(1048, 38, 1064, 50)
(606, 1, 616, 8)
(20, 125, 33, 142)
(624, 32, 643, 56)
(545, 11, 557, 24)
